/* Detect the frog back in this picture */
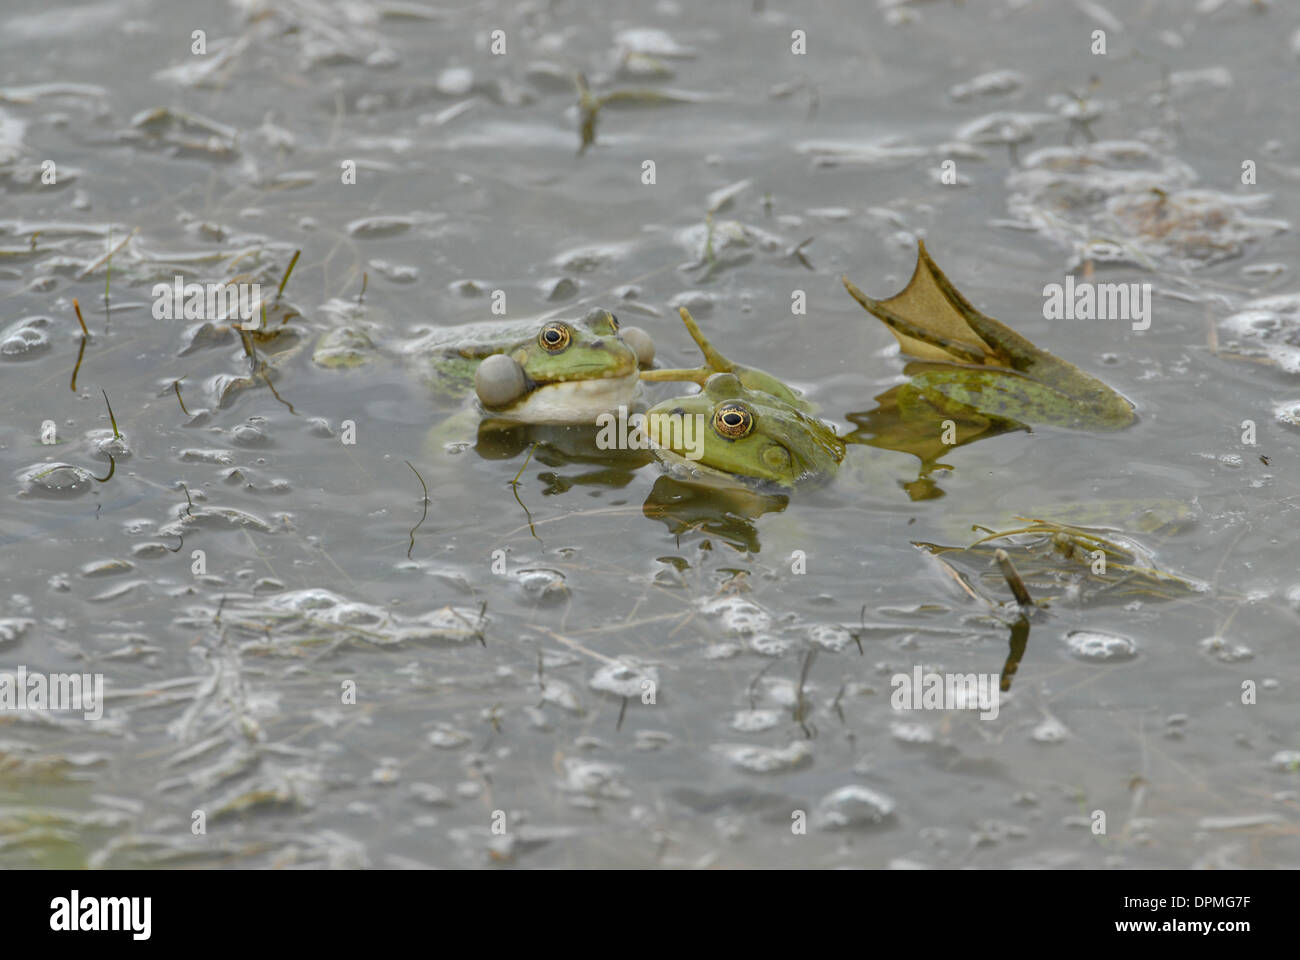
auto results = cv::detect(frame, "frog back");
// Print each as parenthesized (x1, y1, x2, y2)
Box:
(402, 320, 540, 397)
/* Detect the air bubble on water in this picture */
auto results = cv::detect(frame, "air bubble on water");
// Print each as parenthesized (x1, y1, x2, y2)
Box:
(347, 215, 414, 239)
(667, 290, 714, 313)
(552, 243, 632, 274)
(80, 559, 134, 578)
(948, 69, 1026, 102)
(1242, 262, 1287, 280)
(227, 589, 486, 645)
(1031, 717, 1069, 743)
(589, 659, 657, 698)
(367, 259, 418, 283)
(179, 448, 235, 465)
(86, 428, 131, 460)
(730, 709, 780, 732)
(512, 567, 568, 604)
(1199, 635, 1253, 663)
(700, 595, 772, 636)
(427, 725, 471, 749)
(807, 623, 853, 652)
(0, 618, 34, 645)
(1167, 67, 1233, 96)
(702, 642, 742, 659)
(230, 418, 272, 447)
(1065, 629, 1138, 662)
(449, 279, 485, 297)
(715, 741, 812, 774)
(614, 27, 696, 60)
(816, 785, 897, 829)
(130, 543, 170, 560)
(635, 731, 673, 751)
(0, 315, 52, 358)
(1220, 295, 1300, 373)
(749, 633, 793, 656)
(435, 66, 474, 96)
(559, 758, 631, 799)
(890, 721, 935, 744)
(18, 462, 95, 497)
(1269, 751, 1300, 773)
(1274, 400, 1300, 428)
(750, 676, 808, 709)
(541, 276, 578, 302)
(159, 505, 274, 536)
(410, 783, 452, 807)
(540, 680, 583, 714)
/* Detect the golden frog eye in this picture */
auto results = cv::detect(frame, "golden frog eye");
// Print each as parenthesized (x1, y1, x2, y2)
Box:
(608, 312, 619, 331)
(713, 402, 754, 439)
(538, 322, 571, 352)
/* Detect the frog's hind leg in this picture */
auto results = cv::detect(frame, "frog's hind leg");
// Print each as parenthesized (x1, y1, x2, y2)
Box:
(899, 364, 1033, 432)
(641, 307, 806, 408)
(639, 307, 736, 386)
(841, 275, 993, 366)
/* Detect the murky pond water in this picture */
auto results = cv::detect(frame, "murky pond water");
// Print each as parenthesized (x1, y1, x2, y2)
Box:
(2, 0, 1299, 868)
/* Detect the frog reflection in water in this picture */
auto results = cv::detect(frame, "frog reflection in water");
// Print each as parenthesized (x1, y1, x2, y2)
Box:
(641, 242, 1135, 509)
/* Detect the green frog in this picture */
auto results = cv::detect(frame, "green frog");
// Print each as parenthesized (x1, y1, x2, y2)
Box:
(395, 308, 655, 424)
(211, 304, 655, 429)
(639, 310, 844, 489)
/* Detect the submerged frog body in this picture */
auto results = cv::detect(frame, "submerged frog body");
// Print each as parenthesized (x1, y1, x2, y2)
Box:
(890, 361, 1131, 431)
(397, 308, 654, 424)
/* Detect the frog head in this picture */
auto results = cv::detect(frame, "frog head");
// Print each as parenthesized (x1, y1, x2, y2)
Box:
(475, 308, 654, 422)
(645, 373, 845, 489)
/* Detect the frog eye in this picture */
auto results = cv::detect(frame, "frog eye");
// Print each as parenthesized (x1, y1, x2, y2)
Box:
(608, 313, 620, 331)
(538, 322, 571, 352)
(713, 402, 754, 439)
